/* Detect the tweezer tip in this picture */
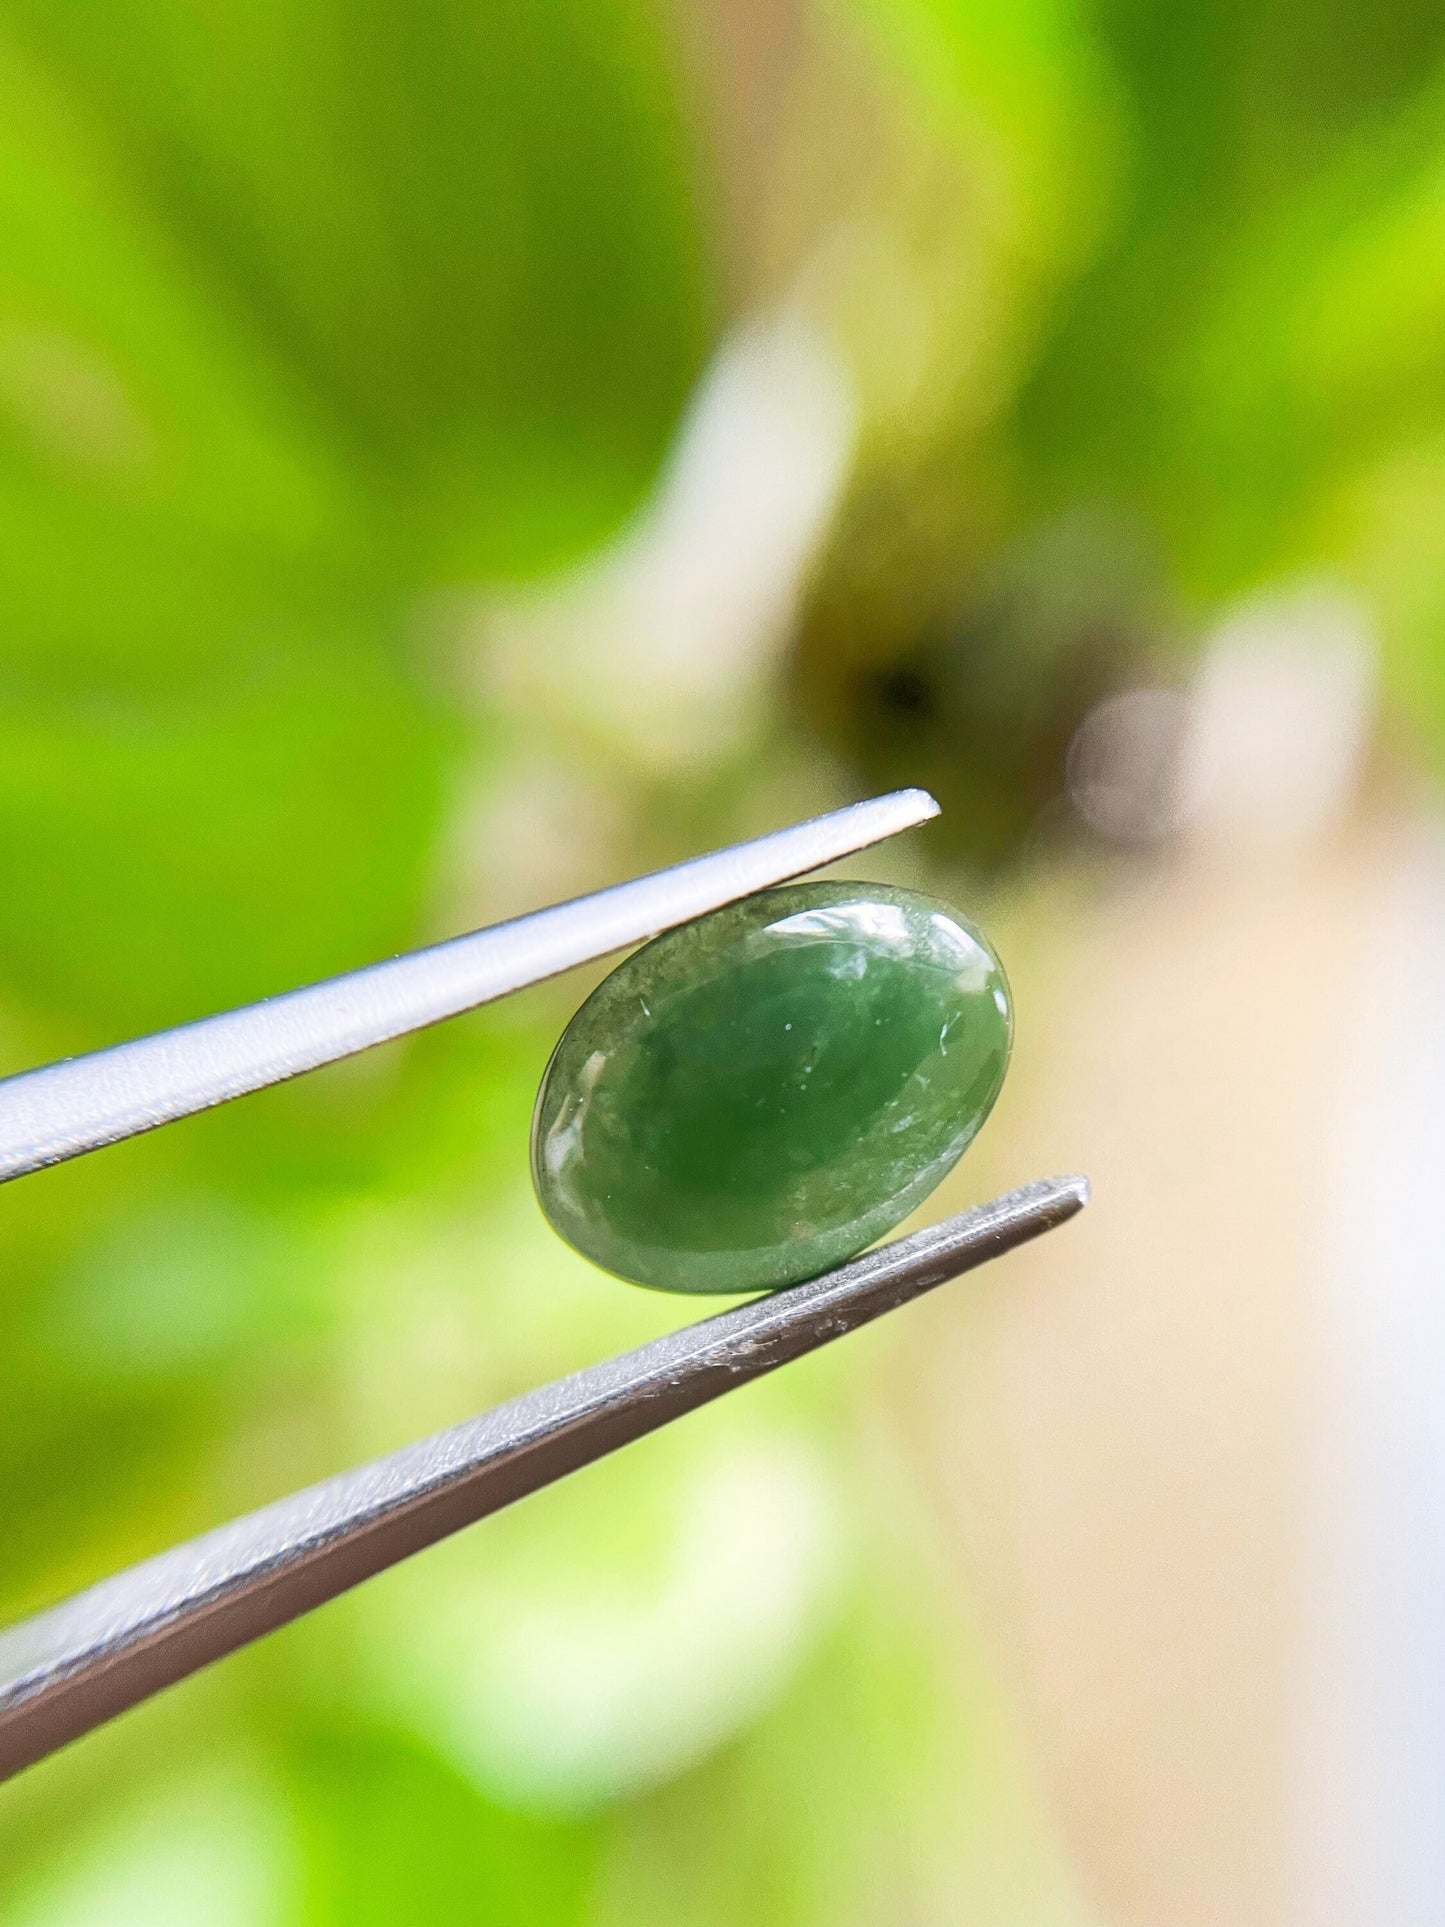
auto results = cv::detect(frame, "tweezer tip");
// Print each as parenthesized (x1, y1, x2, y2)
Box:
(1058, 1172, 1091, 1211)
(1033, 1173, 1090, 1219)
(992, 1173, 1088, 1236)
(889, 786, 942, 824)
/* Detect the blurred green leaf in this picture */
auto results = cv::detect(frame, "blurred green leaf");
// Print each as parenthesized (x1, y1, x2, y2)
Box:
(0, 644, 454, 1035)
(287, 1718, 600, 1927)
(0, 0, 713, 576)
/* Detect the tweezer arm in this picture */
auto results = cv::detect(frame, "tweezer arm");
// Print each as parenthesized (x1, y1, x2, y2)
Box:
(0, 788, 938, 1184)
(0, 1175, 1086, 1781)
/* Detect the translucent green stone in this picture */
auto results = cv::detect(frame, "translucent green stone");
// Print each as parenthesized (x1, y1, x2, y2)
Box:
(531, 881, 1012, 1294)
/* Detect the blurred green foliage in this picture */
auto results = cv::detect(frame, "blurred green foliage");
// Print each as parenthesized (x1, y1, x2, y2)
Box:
(800, 0, 1445, 861)
(0, 0, 708, 1046)
(4, 0, 1445, 1916)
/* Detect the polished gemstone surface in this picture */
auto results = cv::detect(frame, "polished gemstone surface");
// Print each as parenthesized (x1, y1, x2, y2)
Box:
(531, 881, 1012, 1293)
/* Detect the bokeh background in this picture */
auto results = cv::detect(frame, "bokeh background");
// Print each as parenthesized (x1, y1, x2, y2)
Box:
(3, 0, 1445, 1920)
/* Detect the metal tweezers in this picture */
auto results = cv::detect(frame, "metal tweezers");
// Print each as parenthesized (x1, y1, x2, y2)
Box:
(0, 788, 1086, 1780)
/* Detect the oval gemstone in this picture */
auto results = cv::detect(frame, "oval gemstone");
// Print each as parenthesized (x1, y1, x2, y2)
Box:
(531, 881, 1012, 1294)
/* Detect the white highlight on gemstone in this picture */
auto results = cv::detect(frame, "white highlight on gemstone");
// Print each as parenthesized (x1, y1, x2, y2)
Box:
(771, 902, 911, 955)
(541, 1048, 608, 1192)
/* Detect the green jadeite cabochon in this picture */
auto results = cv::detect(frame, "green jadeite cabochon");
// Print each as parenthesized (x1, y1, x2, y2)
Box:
(531, 881, 1012, 1293)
